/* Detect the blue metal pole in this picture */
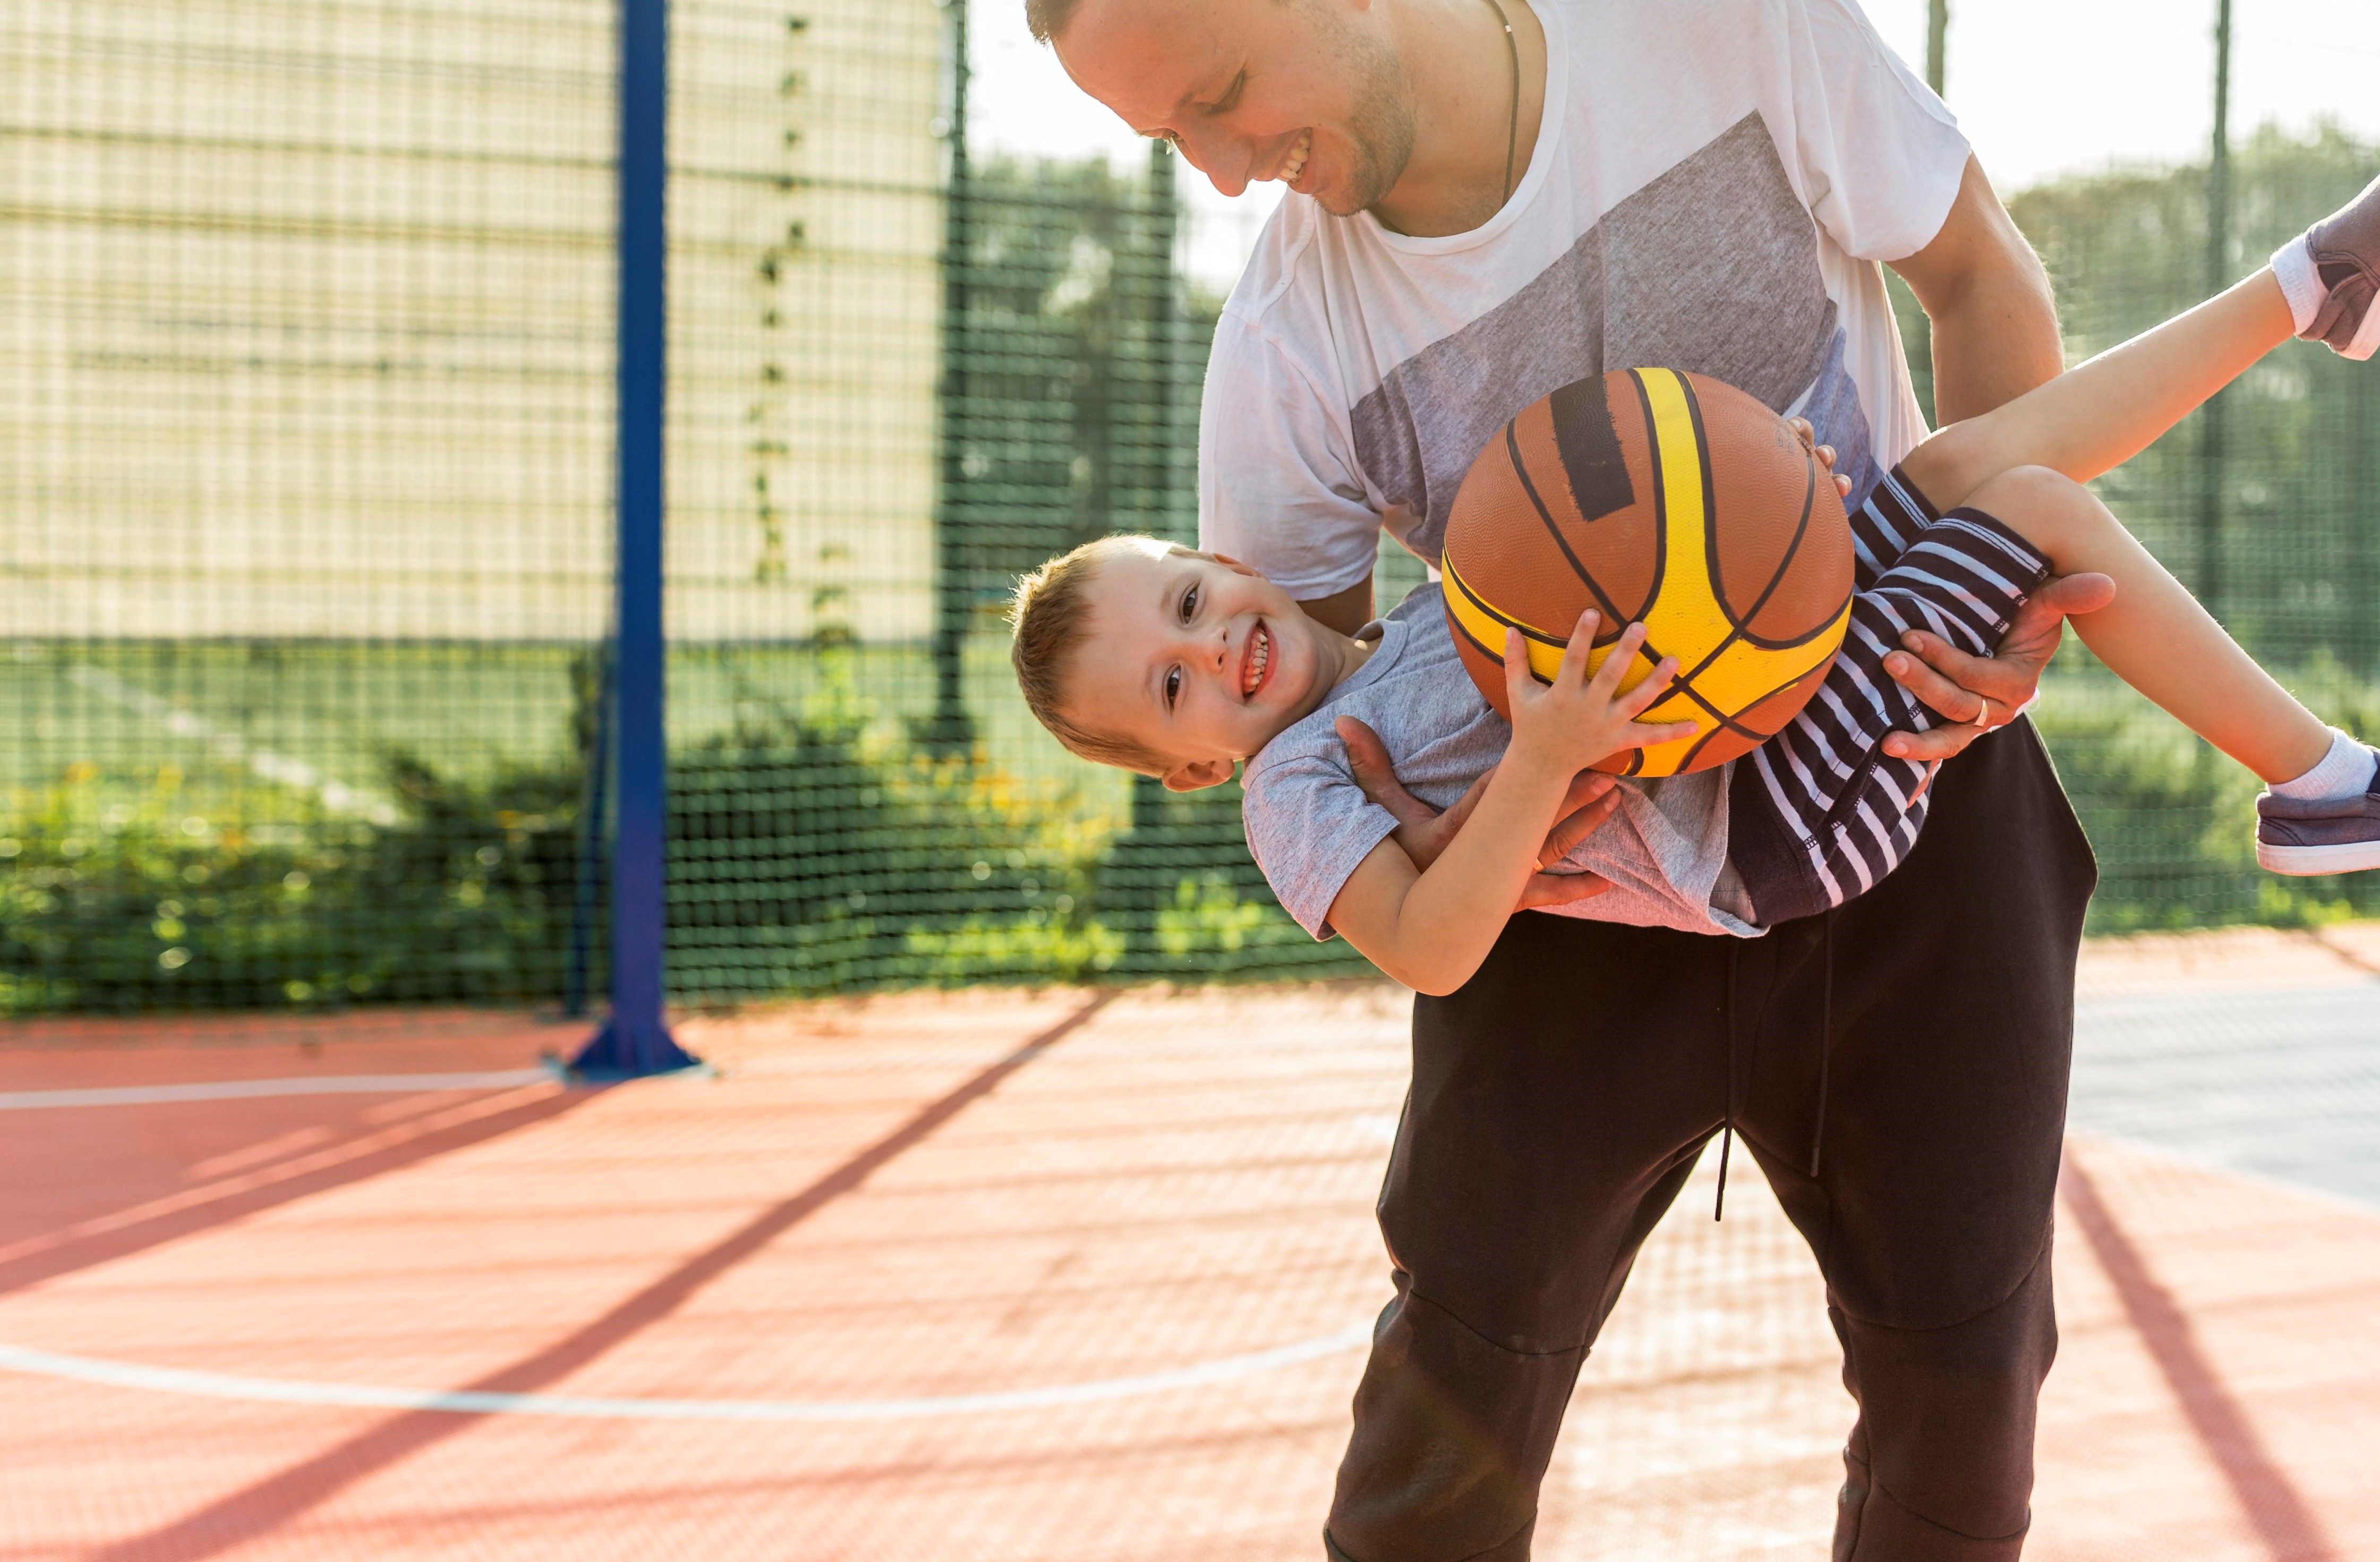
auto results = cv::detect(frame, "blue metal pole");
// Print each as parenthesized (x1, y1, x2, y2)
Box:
(574, 0, 697, 1078)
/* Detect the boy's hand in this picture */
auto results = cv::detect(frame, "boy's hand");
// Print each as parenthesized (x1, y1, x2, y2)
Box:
(1787, 417, 1856, 501)
(1503, 612, 1696, 779)
(1338, 719, 1621, 909)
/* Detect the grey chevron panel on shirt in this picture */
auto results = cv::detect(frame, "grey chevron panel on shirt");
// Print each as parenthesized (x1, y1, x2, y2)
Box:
(1348, 112, 1869, 569)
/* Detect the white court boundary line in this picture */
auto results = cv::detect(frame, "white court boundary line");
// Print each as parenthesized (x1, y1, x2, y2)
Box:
(0, 1071, 553, 1110)
(0, 1325, 1373, 1422)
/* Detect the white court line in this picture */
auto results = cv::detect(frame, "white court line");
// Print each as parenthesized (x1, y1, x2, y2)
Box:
(0, 1324, 1374, 1422)
(0, 1071, 553, 1111)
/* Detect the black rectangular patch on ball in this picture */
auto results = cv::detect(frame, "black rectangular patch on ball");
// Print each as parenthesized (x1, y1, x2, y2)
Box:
(1548, 374, 1635, 523)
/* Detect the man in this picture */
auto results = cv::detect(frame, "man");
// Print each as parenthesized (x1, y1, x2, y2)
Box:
(1033, 1, 2111, 1556)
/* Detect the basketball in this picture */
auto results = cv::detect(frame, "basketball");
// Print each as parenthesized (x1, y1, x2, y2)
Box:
(1440, 368, 1855, 777)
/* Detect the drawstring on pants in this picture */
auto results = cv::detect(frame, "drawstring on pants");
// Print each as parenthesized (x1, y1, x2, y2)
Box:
(1808, 907, 1837, 1179)
(1716, 940, 1742, 1221)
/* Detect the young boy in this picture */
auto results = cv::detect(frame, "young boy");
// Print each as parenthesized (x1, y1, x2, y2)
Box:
(1010, 184, 2380, 995)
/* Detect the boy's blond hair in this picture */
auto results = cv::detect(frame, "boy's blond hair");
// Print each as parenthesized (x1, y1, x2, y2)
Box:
(1009, 534, 1179, 775)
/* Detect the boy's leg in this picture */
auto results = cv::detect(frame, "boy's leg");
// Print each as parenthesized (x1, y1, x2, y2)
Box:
(1962, 467, 2336, 788)
(1730, 509, 2049, 923)
(1901, 171, 2380, 511)
(1737, 720, 2099, 1560)
(1324, 911, 1736, 1562)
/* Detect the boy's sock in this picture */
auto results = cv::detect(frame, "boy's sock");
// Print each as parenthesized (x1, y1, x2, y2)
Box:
(2269, 728, 2379, 804)
(2272, 173, 2380, 361)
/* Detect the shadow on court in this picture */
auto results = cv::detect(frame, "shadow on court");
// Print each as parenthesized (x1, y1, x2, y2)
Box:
(0, 954, 2372, 1561)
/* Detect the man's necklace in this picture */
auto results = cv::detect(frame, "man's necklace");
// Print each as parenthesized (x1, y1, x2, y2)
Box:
(1480, 0, 1521, 204)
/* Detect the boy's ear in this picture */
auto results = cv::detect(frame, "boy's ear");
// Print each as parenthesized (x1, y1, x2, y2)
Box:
(1161, 756, 1236, 792)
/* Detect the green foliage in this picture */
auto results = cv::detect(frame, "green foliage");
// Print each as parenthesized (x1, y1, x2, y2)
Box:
(2035, 655, 2378, 933)
(0, 759, 579, 1014)
(667, 702, 1119, 995)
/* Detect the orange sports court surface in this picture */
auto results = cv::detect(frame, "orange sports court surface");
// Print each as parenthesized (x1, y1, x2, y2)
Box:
(1, 925, 2376, 1561)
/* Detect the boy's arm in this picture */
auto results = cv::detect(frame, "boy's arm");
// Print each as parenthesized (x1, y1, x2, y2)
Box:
(1903, 269, 2295, 511)
(1323, 757, 1584, 996)
(1326, 619, 1691, 995)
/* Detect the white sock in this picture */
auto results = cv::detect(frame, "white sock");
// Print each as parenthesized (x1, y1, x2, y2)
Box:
(2270, 727, 2378, 803)
(2272, 236, 2326, 335)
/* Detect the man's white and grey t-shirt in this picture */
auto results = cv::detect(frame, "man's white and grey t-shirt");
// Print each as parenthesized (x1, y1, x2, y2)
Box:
(1201, 0, 1969, 918)
(1199, 0, 1968, 598)
(1239, 584, 1760, 942)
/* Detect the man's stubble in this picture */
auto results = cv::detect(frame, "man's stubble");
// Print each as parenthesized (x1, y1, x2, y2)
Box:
(1310, 1, 1418, 219)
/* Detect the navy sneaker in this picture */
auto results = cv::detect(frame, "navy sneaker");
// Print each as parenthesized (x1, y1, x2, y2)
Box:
(2256, 750, 2380, 875)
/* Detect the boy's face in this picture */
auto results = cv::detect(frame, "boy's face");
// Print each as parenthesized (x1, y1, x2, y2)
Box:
(1067, 547, 1347, 791)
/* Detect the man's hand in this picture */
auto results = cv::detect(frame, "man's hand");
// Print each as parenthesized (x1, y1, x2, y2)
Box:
(1880, 571, 2117, 762)
(1337, 715, 1621, 910)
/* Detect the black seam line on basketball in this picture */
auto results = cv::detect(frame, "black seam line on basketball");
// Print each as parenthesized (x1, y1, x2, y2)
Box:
(1675, 376, 1829, 651)
(1657, 669, 1770, 740)
(1673, 659, 1836, 768)
(1625, 369, 1669, 622)
(1446, 603, 1556, 685)
(1653, 381, 1833, 696)
(1445, 558, 1570, 650)
(1652, 374, 1760, 690)
(1722, 430, 1833, 651)
(1503, 418, 1627, 631)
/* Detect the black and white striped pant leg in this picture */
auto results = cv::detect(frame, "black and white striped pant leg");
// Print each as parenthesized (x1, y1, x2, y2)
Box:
(1729, 509, 2053, 924)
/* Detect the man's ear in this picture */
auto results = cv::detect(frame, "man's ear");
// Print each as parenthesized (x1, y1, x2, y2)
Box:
(1161, 756, 1236, 792)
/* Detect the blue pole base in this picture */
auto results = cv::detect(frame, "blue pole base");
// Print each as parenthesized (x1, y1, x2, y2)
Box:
(567, 1014, 703, 1081)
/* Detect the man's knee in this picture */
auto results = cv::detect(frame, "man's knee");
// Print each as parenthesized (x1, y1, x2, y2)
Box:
(1835, 1244, 2059, 1553)
(1326, 1287, 1582, 1562)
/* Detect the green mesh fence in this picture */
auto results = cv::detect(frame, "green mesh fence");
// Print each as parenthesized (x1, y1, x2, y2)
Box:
(2, 3, 2374, 1015)
(2014, 127, 2380, 932)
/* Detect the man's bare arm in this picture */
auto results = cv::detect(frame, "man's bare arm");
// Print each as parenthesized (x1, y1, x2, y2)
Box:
(1296, 574, 1374, 637)
(1889, 156, 2063, 423)
(1883, 154, 2077, 751)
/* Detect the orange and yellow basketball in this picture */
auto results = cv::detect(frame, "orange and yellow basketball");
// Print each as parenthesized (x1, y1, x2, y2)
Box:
(1441, 368, 1855, 777)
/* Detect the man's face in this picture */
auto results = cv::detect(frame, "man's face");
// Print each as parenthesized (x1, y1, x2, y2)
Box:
(1052, 0, 1415, 217)
(1064, 546, 1343, 789)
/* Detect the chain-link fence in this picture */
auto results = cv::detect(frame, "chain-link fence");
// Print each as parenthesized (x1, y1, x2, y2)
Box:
(4, 3, 2374, 1015)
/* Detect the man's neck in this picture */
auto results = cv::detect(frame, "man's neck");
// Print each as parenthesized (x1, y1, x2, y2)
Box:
(1370, 0, 1549, 238)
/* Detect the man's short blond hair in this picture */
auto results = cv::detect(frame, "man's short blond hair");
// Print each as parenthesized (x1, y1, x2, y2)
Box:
(1009, 534, 1180, 775)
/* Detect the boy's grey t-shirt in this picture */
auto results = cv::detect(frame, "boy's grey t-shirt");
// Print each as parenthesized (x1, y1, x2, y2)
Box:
(1240, 585, 1762, 943)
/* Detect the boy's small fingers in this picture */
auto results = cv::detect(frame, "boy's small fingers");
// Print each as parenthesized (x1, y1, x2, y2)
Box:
(1836, 474, 1853, 498)
(1615, 655, 1679, 714)
(1502, 627, 1535, 697)
(1626, 719, 1700, 748)
(1585, 624, 1648, 692)
(1557, 612, 1600, 684)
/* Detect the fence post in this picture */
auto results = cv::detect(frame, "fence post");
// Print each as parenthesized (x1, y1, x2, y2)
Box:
(927, 0, 977, 754)
(574, 0, 698, 1078)
(2197, 0, 2233, 618)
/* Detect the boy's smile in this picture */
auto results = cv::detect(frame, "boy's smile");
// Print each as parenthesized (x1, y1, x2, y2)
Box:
(1070, 546, 1371, 790)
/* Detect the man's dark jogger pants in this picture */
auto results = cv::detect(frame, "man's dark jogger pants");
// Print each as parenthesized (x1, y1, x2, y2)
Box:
(1324, 722, 2099, 1561)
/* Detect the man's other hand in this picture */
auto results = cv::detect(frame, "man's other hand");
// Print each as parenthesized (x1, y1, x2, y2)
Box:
(1881, 571, 2117, 762)
(1337, 716, 1619, 910)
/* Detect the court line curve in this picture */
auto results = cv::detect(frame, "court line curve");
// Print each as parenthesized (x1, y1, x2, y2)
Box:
(0, 1071, 554, 1110)
(0, 1324, 1374, 1421)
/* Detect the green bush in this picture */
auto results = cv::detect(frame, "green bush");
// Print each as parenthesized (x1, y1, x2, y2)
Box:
(0, 758, 580, 1014)
(2036, 654, 2377, 933)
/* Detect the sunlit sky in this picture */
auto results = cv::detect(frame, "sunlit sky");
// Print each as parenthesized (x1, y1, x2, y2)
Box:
(968, 0, 2380, 292)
